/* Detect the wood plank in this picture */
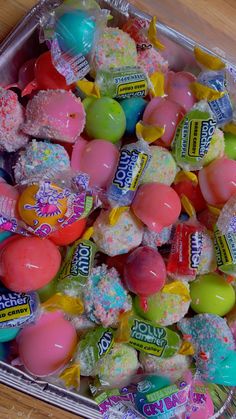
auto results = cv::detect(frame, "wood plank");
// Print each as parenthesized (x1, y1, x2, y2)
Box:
(0, 383, 80, 418)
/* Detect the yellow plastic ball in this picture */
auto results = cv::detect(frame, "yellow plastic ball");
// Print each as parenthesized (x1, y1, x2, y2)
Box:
(18, 183, 68, 229)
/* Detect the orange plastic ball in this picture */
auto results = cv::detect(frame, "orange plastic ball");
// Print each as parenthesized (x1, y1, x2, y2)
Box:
(18, 183, 68, 230)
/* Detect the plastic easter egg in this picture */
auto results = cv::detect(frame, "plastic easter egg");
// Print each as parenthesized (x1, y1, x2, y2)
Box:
(22, 52, 72, 96)
(190, 273, 235, 316)
(187, 380, 214, 419)
(55, 10, 96, 56)
(224, 132, 236, 160)
(135, 375, 171, 417)
(71, 138, 119, 188)
(0, 237, 61, 292)
(143, 97, 186, 147)
(0, 231, 13, 244)
(124, 246, 166, 309)
(198, 157, 236, 206)
(85, 97, 126, 143)
(166, 71, 196, 112)
(18, 183, 68, 230)
(173, 179, 206, 213)
(17, 58, 36, 90)
(208, 350, 236, 386)
(49, 217, 86, 246)
(132, 183, 181, 232)
(71, 136, 88, 171)
(120, 97, 147, 136)
(0, 328, 20, 343)
(18, 311, 77, 376)
(37, 278, 58, 303)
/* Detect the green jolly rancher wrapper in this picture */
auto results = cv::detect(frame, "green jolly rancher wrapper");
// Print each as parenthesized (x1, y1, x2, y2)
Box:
(172, 101, 217, 171)
(57, 239, 97, 294)
(76, 326, 115, 376)
(117, 314, 181, 358)
(214, 226, 236, 275)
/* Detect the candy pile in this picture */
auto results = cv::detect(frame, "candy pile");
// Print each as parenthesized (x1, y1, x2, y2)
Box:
(0, 0, 236, 418)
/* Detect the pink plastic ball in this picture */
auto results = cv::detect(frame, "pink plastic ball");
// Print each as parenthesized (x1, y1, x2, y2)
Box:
(165, 71, 196, 112)
(1, 237, 61, 292)
(18, 311, 77, 376)
(132, 183, 181, 233)
(124, 246, 166, 300)
(71, 138, 119, 188)
(199, 157, 236, 206)
(143, 97, 185, 147)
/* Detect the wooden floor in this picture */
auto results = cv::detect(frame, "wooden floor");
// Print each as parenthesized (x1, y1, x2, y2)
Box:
(0, 0, 235, 417)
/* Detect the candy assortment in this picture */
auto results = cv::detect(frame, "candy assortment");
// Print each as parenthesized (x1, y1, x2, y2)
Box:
(0, 0, 236, 418)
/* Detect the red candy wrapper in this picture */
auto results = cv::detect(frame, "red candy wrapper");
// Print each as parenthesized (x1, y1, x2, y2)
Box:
(167, 224, 203, 282)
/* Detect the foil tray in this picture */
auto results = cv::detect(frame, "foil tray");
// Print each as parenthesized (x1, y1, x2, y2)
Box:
(0, 0, 235, 417)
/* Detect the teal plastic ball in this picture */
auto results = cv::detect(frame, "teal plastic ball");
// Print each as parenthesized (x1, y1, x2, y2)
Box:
(120, 97, 147, 136)
(85, 97, 126, 143)
(56, 10, 96, 56)
(0, 327, 20, 343)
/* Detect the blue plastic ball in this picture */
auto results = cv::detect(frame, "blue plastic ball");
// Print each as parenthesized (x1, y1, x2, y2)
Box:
(135, 375, 171, 418)
(55, 10, 96, 56)
(120, 97, 147, 136)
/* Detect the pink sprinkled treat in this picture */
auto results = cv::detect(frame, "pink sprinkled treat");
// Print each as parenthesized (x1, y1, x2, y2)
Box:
(0, 88, 29, 152)
(137, 48, 168, 76)
(22, 90, 86, 143)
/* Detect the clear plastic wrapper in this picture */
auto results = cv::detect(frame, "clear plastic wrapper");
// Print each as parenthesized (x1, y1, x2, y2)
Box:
(57, 239, 98, 295)
(171, 101, 217, 171)
(78, 66, 152, 100)
(0, 173, 94, 238)
(40, 3, 109, 84)
(107, 139, 152, 207)
(0, 285, 39, 329)
(116, 312, 182, 358)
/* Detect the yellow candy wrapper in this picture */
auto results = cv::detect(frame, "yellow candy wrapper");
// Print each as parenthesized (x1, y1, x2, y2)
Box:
(194, 47, 225, 71)
(42, 293, 84, 316)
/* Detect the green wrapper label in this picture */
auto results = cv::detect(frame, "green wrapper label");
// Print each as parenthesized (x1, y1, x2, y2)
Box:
(173, 110, 216, 167)
(78, 327, 115, 375)
(214, 227, 236, 268)
(57, 239, 97, 288)
(128, 317, 181, 358)
(97, 67, 149, 100)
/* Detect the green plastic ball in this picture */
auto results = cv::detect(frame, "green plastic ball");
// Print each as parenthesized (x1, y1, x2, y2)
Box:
(85, 97, 126, 143)
(82, 97, 96, 112)
(37, 278, 58, 303)
(224, 132, 236, 160)
(190, 273, 235, 316)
